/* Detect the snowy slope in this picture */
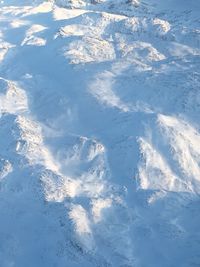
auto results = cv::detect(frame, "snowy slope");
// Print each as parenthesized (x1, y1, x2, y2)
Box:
(0, 0, 200, 266)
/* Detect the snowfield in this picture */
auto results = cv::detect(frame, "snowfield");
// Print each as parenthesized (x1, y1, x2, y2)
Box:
(0, 0, 200, 266)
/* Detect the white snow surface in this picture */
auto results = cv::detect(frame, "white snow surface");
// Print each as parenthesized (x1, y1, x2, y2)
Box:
(0, 0, 200, 266)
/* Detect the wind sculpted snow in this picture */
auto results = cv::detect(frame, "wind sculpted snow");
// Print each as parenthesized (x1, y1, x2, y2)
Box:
(0, 0, 200, 266)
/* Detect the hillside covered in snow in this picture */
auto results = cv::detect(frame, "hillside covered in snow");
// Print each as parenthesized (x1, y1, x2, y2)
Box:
(0, 0, 200, 266)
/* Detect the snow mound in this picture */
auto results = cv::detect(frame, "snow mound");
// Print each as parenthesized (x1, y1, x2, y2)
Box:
(0, 78, 28, 115)
(137, 114, 200, 194)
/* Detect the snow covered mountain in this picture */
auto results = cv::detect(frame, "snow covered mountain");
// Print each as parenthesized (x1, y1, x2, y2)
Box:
(0, 0, 200, 266)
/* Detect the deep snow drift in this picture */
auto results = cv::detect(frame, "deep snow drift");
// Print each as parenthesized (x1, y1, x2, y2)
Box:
(0, 0, 200, 266)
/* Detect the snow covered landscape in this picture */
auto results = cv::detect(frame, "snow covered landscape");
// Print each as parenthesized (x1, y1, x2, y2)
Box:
(0, 0, 200, 266)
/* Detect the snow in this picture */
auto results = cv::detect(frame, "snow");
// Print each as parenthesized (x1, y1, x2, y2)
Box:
(0, 0, 200, 266)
